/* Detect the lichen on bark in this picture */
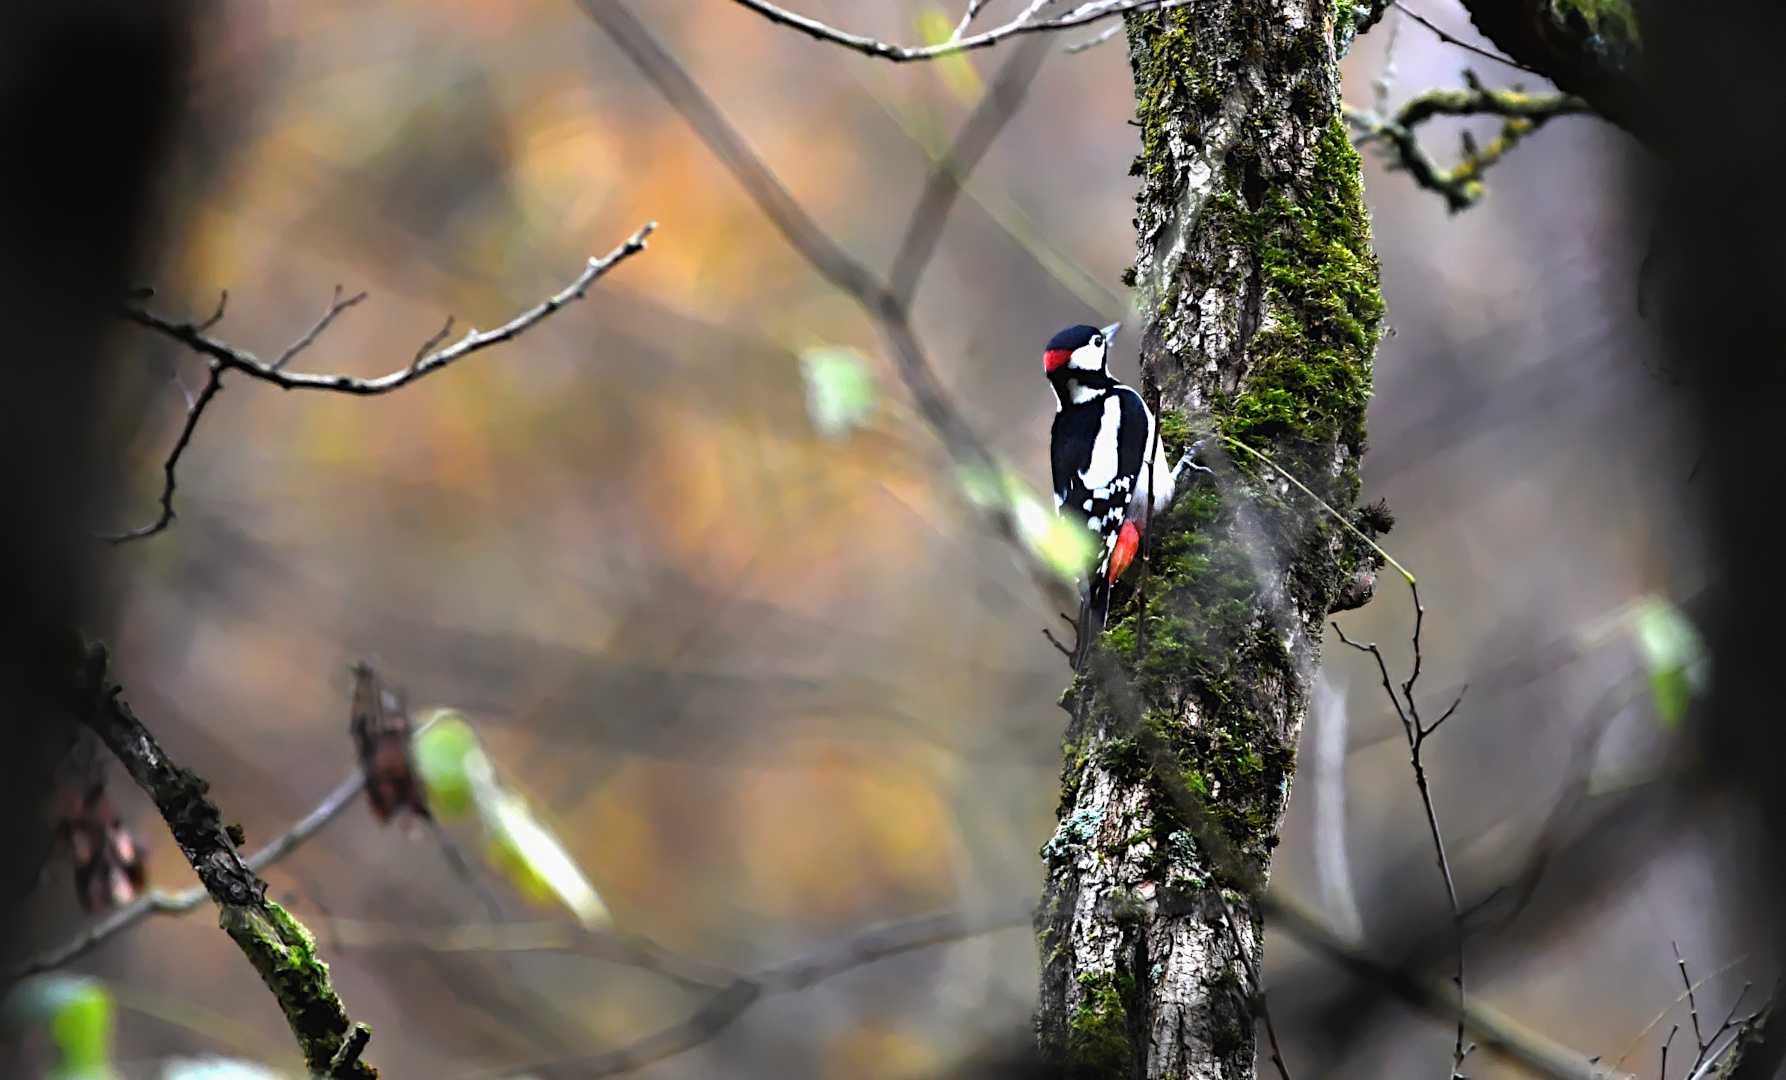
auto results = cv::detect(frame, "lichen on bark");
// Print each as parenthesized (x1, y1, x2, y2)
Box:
(1035, 2, 1384, 1077)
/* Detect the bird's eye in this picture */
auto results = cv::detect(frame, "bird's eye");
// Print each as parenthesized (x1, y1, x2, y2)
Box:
(1091, 335, 1103, 347)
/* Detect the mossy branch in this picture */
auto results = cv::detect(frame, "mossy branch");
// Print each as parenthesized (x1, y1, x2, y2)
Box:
(1344, 71, 1591, 211)
(64, 636, 377, 1079)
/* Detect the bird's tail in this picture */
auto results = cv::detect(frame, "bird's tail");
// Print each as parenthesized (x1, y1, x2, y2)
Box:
(1074, 576, 1112, 669)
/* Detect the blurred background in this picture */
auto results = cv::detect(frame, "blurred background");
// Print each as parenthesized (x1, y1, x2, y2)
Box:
(9, 1, 1725, 1077)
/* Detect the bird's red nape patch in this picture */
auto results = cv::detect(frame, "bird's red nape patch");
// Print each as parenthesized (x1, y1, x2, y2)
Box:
(1108, 522, 1140, 583)
(1044, 348, 1072, 372)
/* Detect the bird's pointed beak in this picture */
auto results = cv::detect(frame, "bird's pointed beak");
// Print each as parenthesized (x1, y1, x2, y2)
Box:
(1101, 322, 1122, 344)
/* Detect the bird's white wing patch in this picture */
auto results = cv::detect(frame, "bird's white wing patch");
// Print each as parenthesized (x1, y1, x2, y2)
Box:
(1078, 396, 1123, 491)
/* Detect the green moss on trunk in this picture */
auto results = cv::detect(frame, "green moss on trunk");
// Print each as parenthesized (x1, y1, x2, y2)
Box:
(1038, 2, 1384, 1076)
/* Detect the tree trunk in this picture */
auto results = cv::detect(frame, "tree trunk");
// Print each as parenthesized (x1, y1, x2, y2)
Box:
(1035, 4, 1384, 1077)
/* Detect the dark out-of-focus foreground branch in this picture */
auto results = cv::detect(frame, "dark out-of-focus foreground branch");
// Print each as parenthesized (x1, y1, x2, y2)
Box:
(1652, 0, 1786, 1077)
(0, 0, 190, 974)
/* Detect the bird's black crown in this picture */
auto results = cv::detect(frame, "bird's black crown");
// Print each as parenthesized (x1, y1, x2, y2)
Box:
(1046, 324, 1101, 352)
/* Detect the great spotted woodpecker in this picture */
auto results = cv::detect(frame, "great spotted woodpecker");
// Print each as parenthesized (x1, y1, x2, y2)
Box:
(1045, 322, 1199, 637)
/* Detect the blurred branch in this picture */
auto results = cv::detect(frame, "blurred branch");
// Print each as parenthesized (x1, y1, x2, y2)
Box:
(18, 769, 365, 979)
(723, 0, 1189, 62)
(581, 0, 1076, 608)
(1344, 71, 1590, 211)
(60, 639, 376, 1078)
(489, 902, 1034, 1080)
(313, 917, 741, 991)
(103, 223, 654, 543)
(850, 69, 1126, 322)
(887, 33, 1051, 308)
(1263, 892, 1626, 1080)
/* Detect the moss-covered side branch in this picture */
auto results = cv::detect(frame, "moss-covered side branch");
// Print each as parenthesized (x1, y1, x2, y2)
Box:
(1344, 71, 1591, 211)
(64, 637, 376, 1079)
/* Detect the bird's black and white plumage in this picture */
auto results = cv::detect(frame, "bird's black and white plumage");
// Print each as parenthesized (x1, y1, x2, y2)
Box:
(1045, 322, 1195, 638)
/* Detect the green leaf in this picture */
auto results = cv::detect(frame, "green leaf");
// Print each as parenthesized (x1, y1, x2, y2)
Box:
(798, 346, 878, 440)
(412, 709, 611, 927)
(1629, 596, 1709, 728)
(957, 461, 1097, 585)
(465, 751, 611, 929)
(410, 709, 481, 818)
(6, 976, 122, 1080)
(914, 5, 984, 103)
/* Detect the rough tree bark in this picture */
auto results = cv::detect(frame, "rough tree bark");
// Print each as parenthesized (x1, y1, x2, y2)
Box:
(1035, 4, 1386, 1076)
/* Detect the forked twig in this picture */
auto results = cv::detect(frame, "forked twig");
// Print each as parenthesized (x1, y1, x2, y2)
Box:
(104, 224, 653, 542)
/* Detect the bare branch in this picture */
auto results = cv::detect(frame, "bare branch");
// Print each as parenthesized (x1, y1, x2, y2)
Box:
(481, 903, 1034, 1080)
(98, 364, 225, 543)
(312, 916, 740, 990)
(103, 224, 651, 543)
(1344, 71, 1590, 211)
(724, 0, 1192, 63)
(1064, 22, 1123, 53)
(125, 223, 654, 398)
(196, 290, 228, 332)
(60, 639, 375, 1077)
(16, 768, 364, 979)
(1330, 531, 1470, 1077)
(272, 285, 369, 371)
(948, 0, 986, 43)
(1391, 1, 1540, 74)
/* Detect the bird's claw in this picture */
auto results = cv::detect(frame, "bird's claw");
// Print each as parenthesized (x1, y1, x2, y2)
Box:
(1180, 438, 1214, 475)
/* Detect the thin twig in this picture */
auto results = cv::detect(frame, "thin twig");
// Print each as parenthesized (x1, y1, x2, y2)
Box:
(1678, 944, 1706, 1055)
(272, 286, 369, 371)
(197, 290, 228, 332)
(1332, 619, 1471, 1078)
(99, 364, 226, 543)
(1064, 22, 1123, 53)
(16, 768, 366, 977)
(124, 223, 653, 398)
(948, 0, 985, 42)
(103, 225, 650, 543)
(1391, 1, 1539, 73)
(480, 903, 1034, 1080)
(726, 0, 1192, 63)
(1613, 958, 1752, 1071)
